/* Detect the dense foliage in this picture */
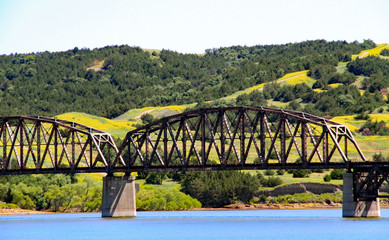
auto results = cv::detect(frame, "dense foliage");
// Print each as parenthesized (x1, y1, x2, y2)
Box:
(180, 171, 260, 207)
(0, 174, 101, 211)
(136, 185, 201, 211)
(0, 40, 382, 118)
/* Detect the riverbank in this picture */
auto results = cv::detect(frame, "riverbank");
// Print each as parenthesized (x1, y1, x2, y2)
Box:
(0, 208, 48, 215)
(0, 204, 340, 215)
(2, 201, 389, 215)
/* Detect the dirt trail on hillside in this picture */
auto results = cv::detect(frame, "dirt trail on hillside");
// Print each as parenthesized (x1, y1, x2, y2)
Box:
(133, 109, 154, 119)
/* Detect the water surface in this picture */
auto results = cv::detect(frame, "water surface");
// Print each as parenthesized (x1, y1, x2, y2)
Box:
(1, 209, 389, 240)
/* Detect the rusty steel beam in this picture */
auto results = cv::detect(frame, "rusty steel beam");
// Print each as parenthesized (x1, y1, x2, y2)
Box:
(0, 116, 121, 175)
(0, 107, 369, 175)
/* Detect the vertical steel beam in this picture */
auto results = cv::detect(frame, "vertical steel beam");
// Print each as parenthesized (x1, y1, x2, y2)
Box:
(72, 130, 75, 168)
(1, 122, 5, 170)
(301, 122, 307, 165)
(260, 113, 265, 164)
(220, 111, 225, 165)
(145, 128, 149, 166)
(164, 121, 168, 167)
(345, 136, 348, 159)
(20, 120, 24, 170)
(280, 116, 286, 165)
(323, 127, 328, 164)
(54, 125, 58, 169)
(201, 112, 206, 166)
(240, 110, 245, 165)
(37, 122, 41, 168)
(182, 118, 187, 165)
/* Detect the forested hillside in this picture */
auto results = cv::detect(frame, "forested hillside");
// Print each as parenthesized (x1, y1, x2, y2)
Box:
(1, 39, 386, 119)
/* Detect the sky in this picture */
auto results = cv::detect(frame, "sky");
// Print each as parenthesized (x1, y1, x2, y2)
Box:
(0, 0, 388, 55)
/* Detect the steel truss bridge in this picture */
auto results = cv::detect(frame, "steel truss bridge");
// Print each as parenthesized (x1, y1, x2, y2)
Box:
(0, 107, 388, 200)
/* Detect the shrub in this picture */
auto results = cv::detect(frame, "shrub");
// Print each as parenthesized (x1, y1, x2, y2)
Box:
(140, 113, 155, 125)
(276, 169, 285, 175)
(264, 170, 275, 176)
(380, 48, 389, 56)
(354, 112, 370, 120)
(256, 172, 264, 181)
(145, 172, 166, 185)
(372, 152, 388, 162)
(330, 169, 346, 180)
(312, 169, 324, 173)
(136, 185, 201, 211)
(180, 171, 260, 207)
(292, 169, 311, 178)
(323, 174, 331, 182)
(261, 176, 283, 187)
(258, 194, 267, 203)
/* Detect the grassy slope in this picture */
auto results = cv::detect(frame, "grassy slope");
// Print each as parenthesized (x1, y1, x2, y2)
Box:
(114, 105, 192, 123)
(352, 43, 389, 59)
(56, 112, 136, 139)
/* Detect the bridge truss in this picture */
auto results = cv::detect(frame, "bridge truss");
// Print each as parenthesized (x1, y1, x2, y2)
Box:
(116, 107, 367, 173)
(0, 107, 370, 175)
(2, 107, 387, 202)
(0, 116, 123, 174)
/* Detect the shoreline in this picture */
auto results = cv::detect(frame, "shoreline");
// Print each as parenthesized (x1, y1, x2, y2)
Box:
(2, 202, 388, 215)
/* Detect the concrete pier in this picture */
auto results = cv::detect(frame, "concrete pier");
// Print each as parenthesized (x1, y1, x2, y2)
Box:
(342, 172, 380, 217)
(102, 175, 136, 217)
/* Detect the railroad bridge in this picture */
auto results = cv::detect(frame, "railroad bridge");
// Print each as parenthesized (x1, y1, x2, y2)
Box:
(0, 107, 388, 217)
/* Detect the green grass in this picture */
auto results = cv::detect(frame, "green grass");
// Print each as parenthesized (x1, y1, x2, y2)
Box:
(136, 179, 181, 190)
(257, 170, 342, 190)
(114, 105, 193, 122)
(336, 62, 348, 73)
(269, 191, 343, 204)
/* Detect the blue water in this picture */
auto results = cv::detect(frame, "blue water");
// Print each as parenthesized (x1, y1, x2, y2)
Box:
(1, 209, 389, 239)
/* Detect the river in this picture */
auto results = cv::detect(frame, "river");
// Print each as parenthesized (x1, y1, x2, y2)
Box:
(2, 209, 389, 239)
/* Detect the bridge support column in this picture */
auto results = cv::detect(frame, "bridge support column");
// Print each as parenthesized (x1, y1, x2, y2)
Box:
(342, 172, 380, 218)
(102, 175, 136, 217)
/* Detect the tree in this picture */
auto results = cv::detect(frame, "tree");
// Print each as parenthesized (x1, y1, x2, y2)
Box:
(141, 113, 155, 125)
(380, 48, 389, 56)
(145, 172, 166, 185)
(180, 171, 260, 207)
(330, 169, 346, 180)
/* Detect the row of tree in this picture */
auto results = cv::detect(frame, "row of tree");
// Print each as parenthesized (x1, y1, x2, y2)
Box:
(0, 40, 383, 118)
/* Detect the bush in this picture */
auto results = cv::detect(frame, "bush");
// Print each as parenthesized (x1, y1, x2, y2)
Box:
(180, 171, 260, 207)
(276, 169, 285, 175)
(380, 48, 389, 56)
(140, 113, 155, 125)
(330, 169, 346, 180)
(354, 112, 370, 120)
(323, 174, 331, 182)
(311, 169, 324, 173)
(137, 185, 201, 211)
(145, 172, 166, 185)
(372, 152, 388, 162)
(256, 172, 264, 181)
(258, 194, 267, 203)
(264, 170, 275, 176)
(261, 176, 283, 187)
(292, 169, 311, 178)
